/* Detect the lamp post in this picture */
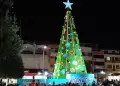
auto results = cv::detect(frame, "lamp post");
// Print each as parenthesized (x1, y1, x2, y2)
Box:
(43, 45, 47, 73)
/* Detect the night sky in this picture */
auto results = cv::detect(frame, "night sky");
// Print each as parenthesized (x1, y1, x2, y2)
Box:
(13, 0, 119, 49)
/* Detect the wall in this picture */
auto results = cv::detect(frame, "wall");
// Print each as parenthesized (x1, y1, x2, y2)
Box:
(21, 54, 50, 70)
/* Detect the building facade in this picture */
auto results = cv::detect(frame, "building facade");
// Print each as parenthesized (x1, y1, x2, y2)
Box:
(22, 44, 50, 73)
(21, 43, 93, 73)
(20, 43, 120, 80)
(92, 51, 105, 73)
(103, 49, 120, 75)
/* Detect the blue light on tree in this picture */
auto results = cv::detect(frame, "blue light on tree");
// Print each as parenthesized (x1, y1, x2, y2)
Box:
(65, 42, 70, 47)
(81, 65, 85, 71)
(63, 54, 68, 58)
(61, 69, 66, 74)
(76, 49, 80, 55)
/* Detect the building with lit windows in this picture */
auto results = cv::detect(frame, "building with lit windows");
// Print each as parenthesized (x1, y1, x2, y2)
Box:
(103, 49, 120, 80)
(20, 43, 120, 80)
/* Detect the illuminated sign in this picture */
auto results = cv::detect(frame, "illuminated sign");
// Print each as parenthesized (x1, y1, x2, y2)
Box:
(34, 75, 47, 79)
(66, 74, 96, 85)
(22, 76, 33, 79)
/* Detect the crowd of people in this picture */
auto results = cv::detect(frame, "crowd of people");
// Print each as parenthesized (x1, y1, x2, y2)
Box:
(1, 79, 120, 86)
(28, 80, 96, 86)
(23, 79, 120, 86)
(101, 79, 120, 86)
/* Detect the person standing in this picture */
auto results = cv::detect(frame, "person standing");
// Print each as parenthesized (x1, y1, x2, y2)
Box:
(30, 80, 35, 86)
(36, 80, 40, 86)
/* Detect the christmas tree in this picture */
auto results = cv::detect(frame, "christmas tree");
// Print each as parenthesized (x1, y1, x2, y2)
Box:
(53, 0, 87, 79)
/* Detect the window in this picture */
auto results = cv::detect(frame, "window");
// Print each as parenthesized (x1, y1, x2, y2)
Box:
(116, 65, 120, 69)
(114, 57, 120, 62)
(35, 48, 43, 54)
(105, 57, 113, 62)
(84, 52, 88, 56)
(88, 53, 92, 56)
(115, 50, 119, 54)
(44, 51, 48, 55)
(113, 65, 115, 71)
(94, 55, 104, 58)
(94, 69, 105, 73)
(22, 50, 33, 54)
(50, 56, 54, 59)
(106, 57, 110, 61)
(82, 52, 92, 56)
(55, 48, 58, 52)
(94, 62, 104, 65)
(108, 50, 113, 53)
(107, 65, 112, 69)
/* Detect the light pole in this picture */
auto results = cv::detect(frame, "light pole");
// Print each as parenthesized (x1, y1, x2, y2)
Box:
(43, 45, 47, 73)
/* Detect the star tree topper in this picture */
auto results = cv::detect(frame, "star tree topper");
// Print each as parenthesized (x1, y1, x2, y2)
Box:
(63, 0, 73, 10)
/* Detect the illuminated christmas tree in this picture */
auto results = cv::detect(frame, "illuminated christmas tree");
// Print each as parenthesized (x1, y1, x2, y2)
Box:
(53, 0, 87, 79)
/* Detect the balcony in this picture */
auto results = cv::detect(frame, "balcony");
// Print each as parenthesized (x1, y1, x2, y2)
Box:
(104, 50, 120, 55)
(105, 57, 120, 63)
(49, 52, 57, 57)
(94, 65, 105, 69)
(94, 58, 104, 62)
(92, 51, 104, 55)
(84, 56, 92, 61)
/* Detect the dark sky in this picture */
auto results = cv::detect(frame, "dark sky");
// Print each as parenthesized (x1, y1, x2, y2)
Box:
(13, 0, 119, 49)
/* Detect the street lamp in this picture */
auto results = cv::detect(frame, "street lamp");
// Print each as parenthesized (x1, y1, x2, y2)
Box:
(38, 72, 41, 75)
(100, 71, 106, 74)
(44, 71, 48, 76)
(43, 46, 47, 49)
(42, 45, 47, 73)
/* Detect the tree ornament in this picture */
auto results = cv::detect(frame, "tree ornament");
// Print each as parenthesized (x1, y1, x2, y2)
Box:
(59, 62, 63, 66)
(78, 60, 82, 64)
(63, 54, 68, 58)
(70, 50, 74, 54)
(70, 68, 75, 72)
(61, 69, 66, 74)
(72, 60, 78, 65)
(66, 72, 69, 74)
(63, 0, 73, 10)
(65, 42, 70, 48)
(66, 66, 68, 68)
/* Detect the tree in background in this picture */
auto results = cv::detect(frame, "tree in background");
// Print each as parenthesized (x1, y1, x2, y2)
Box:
(0, 0, 24, 78)
(53, 0, 87, 79)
